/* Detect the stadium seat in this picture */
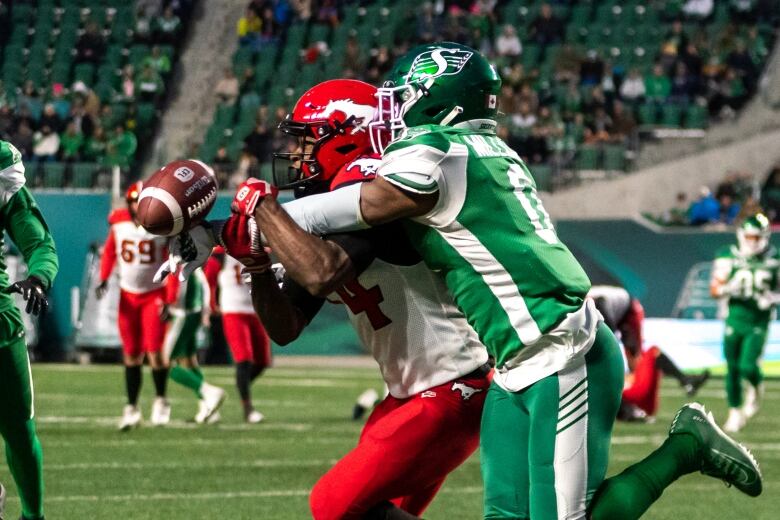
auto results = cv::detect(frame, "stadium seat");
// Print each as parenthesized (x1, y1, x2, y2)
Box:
(70, 162, 99, 188)
(685, 104, 708, 129)
(576, 145, 601, 170)
(603, 144, 627, 171)
(42, 163, 66, 188)
(661, 104, 682, 127)
(531, 164, 553, 192)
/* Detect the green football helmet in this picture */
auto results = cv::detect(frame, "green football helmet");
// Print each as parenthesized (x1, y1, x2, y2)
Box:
(737, 213, 771, 257)
(369, 42, 501, 152)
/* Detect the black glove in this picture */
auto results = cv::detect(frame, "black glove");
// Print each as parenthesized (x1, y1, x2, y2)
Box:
(95, 280, 109, 300)
(3, 277, 48, 316)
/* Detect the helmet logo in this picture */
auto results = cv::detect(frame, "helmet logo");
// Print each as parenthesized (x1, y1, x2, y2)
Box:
(348, 158, 380, 176)
(303, 99, 376, 132)
(407, 47, 473, 81)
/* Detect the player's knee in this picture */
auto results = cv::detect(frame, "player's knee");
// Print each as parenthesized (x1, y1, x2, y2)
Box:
(738, 361, 758, 379)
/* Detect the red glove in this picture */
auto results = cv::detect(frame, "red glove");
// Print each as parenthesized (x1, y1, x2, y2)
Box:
(218, 214, 271, 273)
(231, 178, 279, 217)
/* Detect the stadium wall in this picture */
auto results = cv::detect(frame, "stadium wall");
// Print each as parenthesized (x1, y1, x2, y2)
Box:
(19, 195, 760, 354)
(542, 129, 780, 218)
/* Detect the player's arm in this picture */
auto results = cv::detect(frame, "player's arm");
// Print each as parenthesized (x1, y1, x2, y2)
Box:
(254, 200, 379, 297)
(250, 270, 324, 345)
(95, 225, 117, 298)
(710, 255, 733, 298)
(2, 187, 58, 315)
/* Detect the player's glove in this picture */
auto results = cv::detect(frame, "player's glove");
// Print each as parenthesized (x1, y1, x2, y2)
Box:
(230, 178, 278, 217)
(4, 276, 48, 316)
(95, 279, 109, 300)
(154, 224, 217, 283)
(159, 303, 171, 322)
(217, 213, 271, 273)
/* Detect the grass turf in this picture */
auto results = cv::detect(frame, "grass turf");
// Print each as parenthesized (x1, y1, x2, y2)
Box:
(0, 361, 778, 519)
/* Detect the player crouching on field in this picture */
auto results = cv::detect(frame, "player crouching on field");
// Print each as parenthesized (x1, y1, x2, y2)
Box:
(159, 79, 492, 520)
(96, 182, 172, 430)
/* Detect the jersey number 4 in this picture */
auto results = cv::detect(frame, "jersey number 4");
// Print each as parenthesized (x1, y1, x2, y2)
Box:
(121, 239, 156, 264)
(337, 280, 392, 330)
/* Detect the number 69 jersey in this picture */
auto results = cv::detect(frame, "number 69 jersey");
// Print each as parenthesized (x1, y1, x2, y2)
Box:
(99, 208, 169, 294)
(712, 244, 780, 325)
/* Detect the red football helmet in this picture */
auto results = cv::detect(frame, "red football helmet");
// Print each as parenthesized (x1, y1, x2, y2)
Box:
(273, 79, 382, 189)
(126, 181, 143, 204)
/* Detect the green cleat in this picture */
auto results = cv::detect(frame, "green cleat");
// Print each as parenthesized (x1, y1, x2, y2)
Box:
(669, 402, 763, 497)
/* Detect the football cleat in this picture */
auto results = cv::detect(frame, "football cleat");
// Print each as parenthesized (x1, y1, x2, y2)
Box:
(1, 481, 6, 520)
(197, 383, 226, 424)
(150, 397, 171, 426)
(743, 383, 764, 419)
(245, 409, 264, 424)
(670, 402, 762, 497)
(683, 370, 711, 397)
(118, 405, 142, 431)
(352, 388, 379, 420)
(206, 411, 221, 425)
(723, 407, 746, 433)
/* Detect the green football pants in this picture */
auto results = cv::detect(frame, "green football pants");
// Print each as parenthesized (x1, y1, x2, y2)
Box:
(481, 323, 624, 520)
(0, 309, 44, 519)
(723, 319, 767, 407)
(163, 312, 201, 361)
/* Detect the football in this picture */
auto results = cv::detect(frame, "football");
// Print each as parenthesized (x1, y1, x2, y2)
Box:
(137, 159, 218, 236)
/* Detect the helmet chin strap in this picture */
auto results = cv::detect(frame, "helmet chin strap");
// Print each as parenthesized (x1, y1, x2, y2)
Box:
(440, 106, 464, 126)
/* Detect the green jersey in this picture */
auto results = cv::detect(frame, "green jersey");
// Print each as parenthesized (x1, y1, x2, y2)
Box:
(712, 244, 780, 326)
(379, 124, 596, 391)
(0, 141, 58, 315)
(170, 268, 208, 315)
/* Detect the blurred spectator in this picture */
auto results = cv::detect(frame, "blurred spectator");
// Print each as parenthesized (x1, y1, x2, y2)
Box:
(586, 107, 612, 143)
(495, 25, 522, 58)
(59, 122, 84, 162)
(667, 192, 690, 225)
(83, 126, 108, 163)
(669, 62, 695, 104)
(134, 6, 154, 44)
(121, 66, 136, 102)
(144, 46, 172, 75)
(135, 64, 165, 104)
(244, 121, 272, 163)
(718, 193, 742, 224)
(736, 195, 763, 223)
(75, 22, 106, 64)
(212, 146, 234, 185)
(611, 100, 638, 143)
(498, 85, 519, 115)
(680, 42, 703, 78)
(659, 20, 688, 71)
(0, 105, 12, 140)
(579, 50, 604, 87)
(239, 66, 256, 96)
(106, 125, 137, 169)
(517, 83, 539, 113)
(529, 3, 563, 46)
(417, 2, 442, 43)
(366, 47, 393, 84)
(726, 40, 758, 93)
(39, 104, 62, 134)
(644, 64, 671, 104)
(155, 7, 182, 45)
(554, 44, 582, 83)
(288, 0, 312, 21)
(238, 7, 263, 49)
(215, 68, 239, 105)
(16, 81, 42, 121)
(10, 121, 34, 159)
(503, 62, 526, 89)
(51, 84, 71, 120)
(343, 35, 364, 72)
(620, 68, 646, 105)
(469, 27, 493, 57)
(760, 165, 780, 222)
(688, 187, 720, 225)
(32, 125, 60, 162)
(683, 0, 713, 19)
(315, 0, 340, 27)
(511, 101, 537, 131)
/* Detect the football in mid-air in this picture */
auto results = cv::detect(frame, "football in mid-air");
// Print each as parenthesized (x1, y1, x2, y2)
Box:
(137, 159, 218, 236)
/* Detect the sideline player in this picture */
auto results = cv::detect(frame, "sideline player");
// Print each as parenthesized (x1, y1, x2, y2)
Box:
(203, 248, 271, 423)
(96, 182, 171, 430)
(589, 285, 710, 421)
(163, 267, 225, 423)
(228, 45, 761, 519)
(0, 140, 58, 520)
(710, 213, 779, 432)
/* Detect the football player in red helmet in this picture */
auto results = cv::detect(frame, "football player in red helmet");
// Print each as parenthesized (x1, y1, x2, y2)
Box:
(157, 79, 490, 520)
(97, 182, 174, 430)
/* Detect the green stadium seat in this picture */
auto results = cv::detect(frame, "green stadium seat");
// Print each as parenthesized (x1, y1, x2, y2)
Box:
(530, 164, 553, 192)
(73, 63, 96, 85)
(685, 104, 708, 129)
(575, 145, 601, 170)
(603, 144, 627, 171)
(661, 104, 682, 127)
(135, 103, 156, 137)
(638, 104, 657, 125)
(70, 162, 99, 188)
(42, 163, 66, 188)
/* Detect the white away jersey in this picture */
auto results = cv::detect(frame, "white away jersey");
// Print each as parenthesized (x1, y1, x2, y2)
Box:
(218, 254, 254, 314)
(108, 221, 168, 294)
(328, 258, 488, 399)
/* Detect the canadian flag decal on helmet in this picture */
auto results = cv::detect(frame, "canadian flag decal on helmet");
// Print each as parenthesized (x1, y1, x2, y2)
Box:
(303, 99, 376, 132)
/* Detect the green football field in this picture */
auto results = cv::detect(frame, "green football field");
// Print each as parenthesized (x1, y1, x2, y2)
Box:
(1, 360, 778, 519)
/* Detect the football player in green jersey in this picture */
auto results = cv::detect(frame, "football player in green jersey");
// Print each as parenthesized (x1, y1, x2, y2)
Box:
(0, 140, 59, 520)
(171, 44, 763, 518)
(710, 213, 778, 432)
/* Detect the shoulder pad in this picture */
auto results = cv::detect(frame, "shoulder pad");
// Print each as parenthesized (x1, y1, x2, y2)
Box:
(108, 208, 132, 224)
(330, 154, 381, 191)
(385, 126, 452, 155)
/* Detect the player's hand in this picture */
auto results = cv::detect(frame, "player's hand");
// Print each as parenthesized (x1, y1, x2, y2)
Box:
(94, 280, 109, 300)
(217, 213, 271, 273)
(4, 277, 48, 316)
(154, 224, 216, 283)
(230, 178, 278, 217)
(159, 303, 171, 322)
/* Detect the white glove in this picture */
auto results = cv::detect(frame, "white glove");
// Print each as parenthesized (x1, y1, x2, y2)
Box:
(154, 224, 217, 283)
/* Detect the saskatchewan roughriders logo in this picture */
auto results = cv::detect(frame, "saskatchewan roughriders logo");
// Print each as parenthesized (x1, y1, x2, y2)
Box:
(406, 47, 473, 82)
